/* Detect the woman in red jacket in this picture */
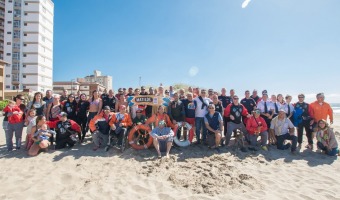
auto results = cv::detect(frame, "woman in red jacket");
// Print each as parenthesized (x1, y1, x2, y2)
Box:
(246, 109, 268, 151)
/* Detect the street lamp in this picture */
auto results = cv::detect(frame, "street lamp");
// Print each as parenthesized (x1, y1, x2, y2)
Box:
(71, 79, 75, 94)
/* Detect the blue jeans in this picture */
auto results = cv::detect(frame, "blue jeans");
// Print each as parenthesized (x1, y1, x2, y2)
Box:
(195, 117, 207, 143)
(5, 122, 24, 150)
(317, 142, 339, 156)
(276, 133, 297, 152)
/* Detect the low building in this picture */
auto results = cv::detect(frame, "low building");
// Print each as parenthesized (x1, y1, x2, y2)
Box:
(53, 81, 106, 97)
(79, 70, 112, 90)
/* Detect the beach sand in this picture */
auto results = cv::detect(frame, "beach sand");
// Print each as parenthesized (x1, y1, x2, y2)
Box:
(1, 116, 340, 200)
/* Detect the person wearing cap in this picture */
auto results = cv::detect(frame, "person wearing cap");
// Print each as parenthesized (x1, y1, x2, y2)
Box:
(127, 87, 134, 97)
(102, 89, 117, 112)
(89, 106, 115, 151)
(62, 94, 78, 121)
(257, 91, 275, 143)
(204, 104, 223, 150)
(150, 120, 175, 158)
(115, 88, 124, 99)
(224, 95, 251, 146)
(270, 109, 298, 154)
(133, 109, 146, 125)
(115, 94, 129, 113)
(293, 93, 313, 149)
(246, 109, 268, 151)
(140, 86, 148, 95)
(109, 105, 133, 147)
(46, 112, 81, 149)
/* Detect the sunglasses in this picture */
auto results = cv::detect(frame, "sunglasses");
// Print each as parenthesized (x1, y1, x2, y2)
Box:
(298, 96, 304, 98)
(233, 98, 239, 100)
(208, 107, 214, 109)
(19, 98, 25, 100)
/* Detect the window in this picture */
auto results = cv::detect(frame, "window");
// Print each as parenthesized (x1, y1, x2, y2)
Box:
(41, 76, 45, 82)
(24, 12, 27, 16)
(13, 43, 20, 49)
(13, 31, 20, 38)
(6, 86, 10, 89)
(7, 21, 12, 24)
(6, 53, 11, 56)
(24, 23, 27, 26)
(12, 52, 19, 59)
(7, 42, 11, 45)
(41, 87, 45, 92)
(42, 7, 46, 13)
(23, 54, 27, 57)
(8, 0, 12, 3)
(14, 20, 20, 28)
(8, 11, 12, 13)
(24, 33, 27, 36)
(23, 65, 26, 68)
(14, 10, 20, 17)
(23, 86, 26, 89)
(41, 36, 45, 42)
(23, 75, 26, 78)
(41, 66, 45, 72)
(25, 3, 28, 5)
(6, 74, 10, 77)
(7, 32, 11, 34)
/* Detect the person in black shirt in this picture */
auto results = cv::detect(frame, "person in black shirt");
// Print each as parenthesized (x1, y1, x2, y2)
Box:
(102, 89, 117, 112)
(241, 90, 257, 125)
(251, 89, 260, 103)
(76, 93, 90, 142)
(212, 94, 223, 116)
(218, 88, 232, 137)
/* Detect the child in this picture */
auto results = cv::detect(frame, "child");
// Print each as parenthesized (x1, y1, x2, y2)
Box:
(25, 109, 37, 150)
(34, 124, 56, 149)
(3, 100, 22, 123)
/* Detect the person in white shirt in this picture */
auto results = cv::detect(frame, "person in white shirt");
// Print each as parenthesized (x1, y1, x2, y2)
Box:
(257, 91, 275, 145)
(270, 109, 298, 154)
(193, 89, 212, 144)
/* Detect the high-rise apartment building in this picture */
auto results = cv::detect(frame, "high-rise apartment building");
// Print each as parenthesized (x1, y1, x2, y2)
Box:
(3, 0, 54, 92)
(79, 70, 112, 91)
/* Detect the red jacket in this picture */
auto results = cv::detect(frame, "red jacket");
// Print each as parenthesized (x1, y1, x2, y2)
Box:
(246, 116, 268, 135)
(46, 120, 81, 133)
(3, 105, 23, 124)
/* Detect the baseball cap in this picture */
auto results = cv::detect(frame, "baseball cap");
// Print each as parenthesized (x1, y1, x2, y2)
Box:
(278, 109, 286, 113)
(58, 112, 67, 117)
(103, 106, 110, 110)
(262, 90, 268, 95)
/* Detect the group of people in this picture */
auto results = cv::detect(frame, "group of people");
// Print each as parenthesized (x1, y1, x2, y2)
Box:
(2, 85, 338, 158)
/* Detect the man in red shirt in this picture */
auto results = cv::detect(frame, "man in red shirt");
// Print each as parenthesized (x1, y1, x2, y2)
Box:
(246, 109, 268, 151)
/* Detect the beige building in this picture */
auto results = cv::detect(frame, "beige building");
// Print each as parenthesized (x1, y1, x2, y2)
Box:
(53, 81, 106, 97)
(78, 70, 112, 91)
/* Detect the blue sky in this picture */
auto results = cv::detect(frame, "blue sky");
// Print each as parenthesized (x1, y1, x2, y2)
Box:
(53, 0, 340, 103)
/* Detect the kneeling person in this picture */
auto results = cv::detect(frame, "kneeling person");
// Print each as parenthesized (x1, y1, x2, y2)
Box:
(270, 109, 297, 154)
(204, 104, 223, 149)
(150, 120, 174, 158)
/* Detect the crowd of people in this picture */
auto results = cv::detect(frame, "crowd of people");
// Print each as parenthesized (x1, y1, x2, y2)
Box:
(2, 85, 338, 158)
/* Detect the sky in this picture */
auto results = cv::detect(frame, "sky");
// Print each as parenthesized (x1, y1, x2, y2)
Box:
(53, 0, 340, 103)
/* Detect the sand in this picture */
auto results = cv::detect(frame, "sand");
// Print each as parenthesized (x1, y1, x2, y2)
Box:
(1, 116, 340, 200)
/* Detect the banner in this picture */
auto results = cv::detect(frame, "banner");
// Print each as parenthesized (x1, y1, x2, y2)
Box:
(127, 95, 171, 107)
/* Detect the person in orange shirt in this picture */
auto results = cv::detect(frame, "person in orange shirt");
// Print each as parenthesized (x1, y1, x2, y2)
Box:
(145, 105, 175, 129)
(109, 105, 132, 147)
(310, 93, 333, 127)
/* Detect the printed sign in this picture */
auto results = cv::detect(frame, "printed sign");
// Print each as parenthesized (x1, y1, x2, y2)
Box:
(127, 95, 170, 107)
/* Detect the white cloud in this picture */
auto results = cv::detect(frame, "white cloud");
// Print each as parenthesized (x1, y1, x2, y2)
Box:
(242, 0, 251, 8)
(189, 66, 199, 77)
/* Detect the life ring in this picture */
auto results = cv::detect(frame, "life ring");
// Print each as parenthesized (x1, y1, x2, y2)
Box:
(173, 122, 192, 147)
(128, 124, 153, 150)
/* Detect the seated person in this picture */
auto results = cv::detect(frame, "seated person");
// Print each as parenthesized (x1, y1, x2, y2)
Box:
(109, 105, 132, 147)
(270, 109, 297, 154)
(316, 119, 339, 156)
(133, 109, 146, 125)
(204, 104, 223, 150)
(246, 109, 268, 151)
(150, 120, 174, 159)
(33, 124, 56, 150)
(146, 105, 175, 129)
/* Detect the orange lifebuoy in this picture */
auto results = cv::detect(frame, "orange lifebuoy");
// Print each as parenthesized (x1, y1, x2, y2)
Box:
(128, 124, 153, 150)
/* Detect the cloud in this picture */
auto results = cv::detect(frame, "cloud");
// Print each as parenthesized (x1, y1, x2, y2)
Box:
(189, 66, 199, 77)
(242, 0, 251, 8)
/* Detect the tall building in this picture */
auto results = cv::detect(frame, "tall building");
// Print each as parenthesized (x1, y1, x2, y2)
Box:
(79, 70, 112, 90)
(3, 0, 54, 92)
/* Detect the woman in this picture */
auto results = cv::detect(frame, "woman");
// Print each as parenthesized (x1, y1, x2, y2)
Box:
(284, 95, 294, 121)
(146, 105, 175, 129)
(76, 93, 90, 142)
(46, 94, 62, 122)
(63, 94, 77, 121)
(316, 119, 339, 156)
(115, 94, 128, 113)
(28, 116, 52, 156)
(26, 92, 46, 116)
(87, 90, 103, 132)
(5, 95, 26, 151)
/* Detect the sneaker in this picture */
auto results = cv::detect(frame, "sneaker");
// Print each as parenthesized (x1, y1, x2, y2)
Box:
(284, 143, 291, 150)
(261, 146, 268, 151)
(248, 147, 258, 151)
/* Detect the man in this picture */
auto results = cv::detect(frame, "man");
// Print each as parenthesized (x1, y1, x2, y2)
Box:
(212, 94, 223, 116)
(47, 112, 81, 150)
(271, 94, 280, 118)
(218, 88, 232, 108)
(270, 109, 297, 154)
(204, 104, 223, 150)
(230, 89, 236, 99)
(293, 94, 313, 148)
(178, 88, 186, 100)
(122, 88, 127, 96)
(89, 106, 114, 151)
(246, 109, 268, 151)
(60, 89, 68, 102)
(169, 85, 174, 98)
(168, 92, 185, 139)
(251, 89, 261, 103)
(241, 90, 257, 125)
(150, 120, 174, 158)
(109, 105, 132, 148)
(102, 89, 118, 112)
(127, 87, 134, 97)
(194, 89, 212, 144)
(140, 86, 148, 95)
(115, 88, 124, 99)
(257, 92, 274, 128)
(43, 90, 53, 117)
(224, 95, 251, 146)
(310, 93, 333, 126)
(182, 92, 196, 143)
(208, 89, 214, 99)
